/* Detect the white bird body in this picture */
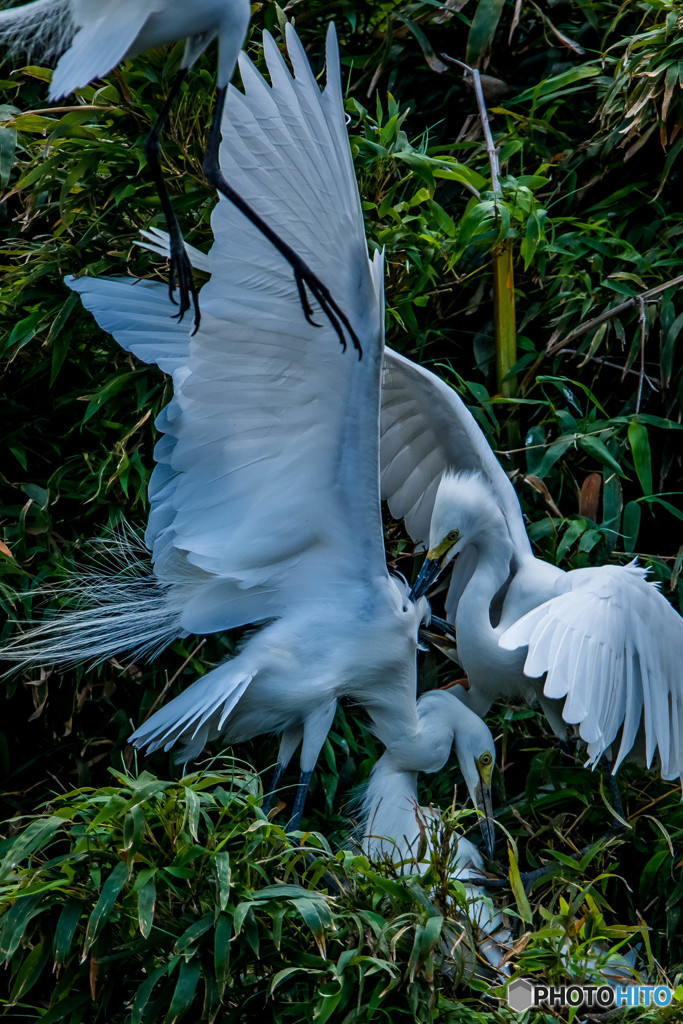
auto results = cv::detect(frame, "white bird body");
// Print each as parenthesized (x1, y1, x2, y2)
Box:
(0, 0, 250, 98)
(380, 352, 683, 788)
(133, 579, 428, 766)
(3, 25, 433, 822)
(360, 690, 507, 971)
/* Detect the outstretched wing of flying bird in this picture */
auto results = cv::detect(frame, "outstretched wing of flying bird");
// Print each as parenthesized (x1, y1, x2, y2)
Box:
(66, 25, 386, 645)
(379, 349, 532, 557)
(499, 561, 683, 783)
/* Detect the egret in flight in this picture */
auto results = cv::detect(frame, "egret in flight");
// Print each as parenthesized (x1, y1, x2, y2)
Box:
(379, 353, 683, 790)
(0, 0, 359, 349)
(3, 25, 426, 828)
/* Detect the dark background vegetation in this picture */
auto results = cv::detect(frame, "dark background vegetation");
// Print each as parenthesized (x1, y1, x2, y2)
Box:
(0, 0, 682, 1020)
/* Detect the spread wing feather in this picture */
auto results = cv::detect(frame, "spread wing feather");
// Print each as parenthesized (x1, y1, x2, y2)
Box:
(500, 562, 683, 782)
(50, 0, 161, 98)
(67, 24, 386, 641)
(380, 349, 532, 555)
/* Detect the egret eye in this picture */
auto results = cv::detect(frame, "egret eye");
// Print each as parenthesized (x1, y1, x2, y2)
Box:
(479, 752, 493, 766)
(448, 530, 459, 541)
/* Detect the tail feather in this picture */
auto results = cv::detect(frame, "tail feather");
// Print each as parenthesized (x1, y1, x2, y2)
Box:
(129, 660, 256, 762)
(0, 0, 74, 62)
(1, 525, 185, 672)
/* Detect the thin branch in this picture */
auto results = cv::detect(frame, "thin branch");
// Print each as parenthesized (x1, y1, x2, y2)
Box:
(560, 348, 660, 390)
(441, 54, 500, 191)
(546, 272, 683, 356)
(635, 295, 646, 413)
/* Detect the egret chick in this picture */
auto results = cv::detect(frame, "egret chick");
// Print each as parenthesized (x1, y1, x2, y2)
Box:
(0, 0, 359, 349)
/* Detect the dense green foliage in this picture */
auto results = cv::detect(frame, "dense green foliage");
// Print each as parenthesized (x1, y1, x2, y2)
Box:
(1, 0, 683, 1019)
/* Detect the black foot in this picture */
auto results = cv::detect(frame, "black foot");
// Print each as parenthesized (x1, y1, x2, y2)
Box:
(203, 86, 362, 359)
(168, 230, 201, 333)
(293, 264, 362, 358)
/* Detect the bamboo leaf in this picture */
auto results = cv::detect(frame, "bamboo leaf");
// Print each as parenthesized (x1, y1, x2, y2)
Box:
(53, 901, 82, 965)
(628, 420, 653, 495)
(622, 501, 642, 553)
(508, 844, 533, 924)
(174, 914, 213, 955)
(9, 939, 50, 1002)
(166, 958, 201, 1023)
(83, 860, 129, 954)
(137, 875, 156, 939)
(214, 851, 231, 910)
(214, 912, 232, 997)
(466, 0, 506, 66)
(0, 894, 44, 960)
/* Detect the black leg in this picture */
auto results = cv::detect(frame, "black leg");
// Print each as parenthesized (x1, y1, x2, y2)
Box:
(286, 769, 313, 833)
(262, 760, 287, 817)
(203, 86, 363, 358)
(145, 68, 201, 332)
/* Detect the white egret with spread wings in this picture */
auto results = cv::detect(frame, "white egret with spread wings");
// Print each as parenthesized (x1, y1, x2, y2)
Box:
(3, 25, 423, 827)
(379, 351, 683, 790)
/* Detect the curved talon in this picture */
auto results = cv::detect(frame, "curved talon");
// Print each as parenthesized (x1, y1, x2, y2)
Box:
(168, 237, 201, 332)
(298, 272, 362, 358)
(294, 272, 320, 329)
(294, 269, 363, 357)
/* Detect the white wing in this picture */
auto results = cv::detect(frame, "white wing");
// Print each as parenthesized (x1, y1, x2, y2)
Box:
(66, 275, 190, 374)
(68, 24, 387, 638)
(380, 349, 531, 556)
(500, 561, 683, 782)
(50, 0, 162, 98)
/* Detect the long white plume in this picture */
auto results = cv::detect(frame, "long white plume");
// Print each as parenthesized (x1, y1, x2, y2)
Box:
(2, 525, 186, 671)
(0, 0, 74, 62)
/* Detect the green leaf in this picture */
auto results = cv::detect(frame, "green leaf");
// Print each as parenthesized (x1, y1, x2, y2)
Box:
(628, 420, 653, 496)
(578, 435, 624, 477)
(602, 473, 623, 552)
(53, 901, 82, 965)
(83, 859, 129, 953)
(508, 844, 533, 924)
(466, 0, 506, 66)
(183, 785, 201, 841)
(166, 958, 201, 1023)
(123, 803, 145, 855)
(137, 875, 156, 939)
(214, 851, 231, 910)
(0, 122, 17, 187)
(0, 894, 44, 960)
(214, 912, 232, 997)
(9, 939, 50, 1002)
(174, 914, 213, 955)
(557, 518, 587, 562)
(131, 964, 167, 1024)
(622, 501, 641, 554)
(511, 65, 600, 107)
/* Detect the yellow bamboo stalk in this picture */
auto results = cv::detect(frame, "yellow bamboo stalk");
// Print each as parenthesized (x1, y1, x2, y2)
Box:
(492, 238, 517, 397)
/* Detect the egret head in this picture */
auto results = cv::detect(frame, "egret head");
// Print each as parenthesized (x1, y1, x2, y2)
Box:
(410, 472, 498, 600)
(450, 698, 497, 861)
(418, 689, 497, 860)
